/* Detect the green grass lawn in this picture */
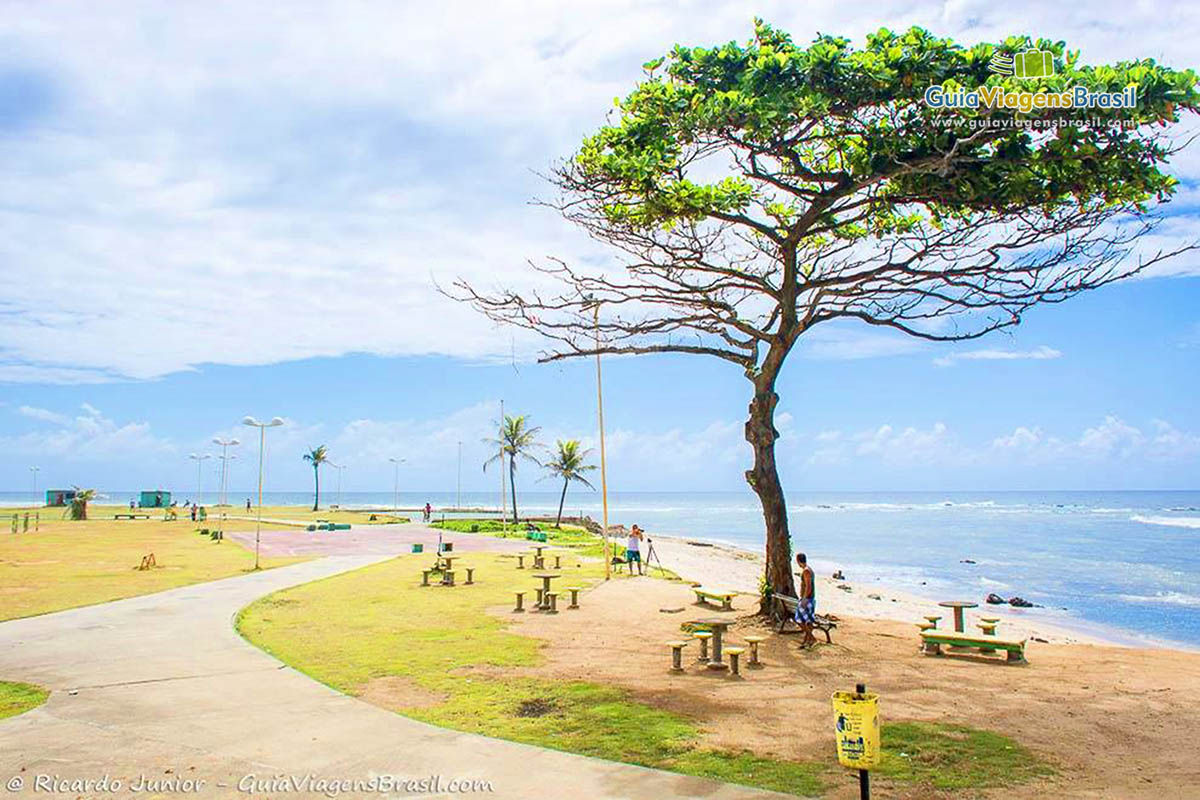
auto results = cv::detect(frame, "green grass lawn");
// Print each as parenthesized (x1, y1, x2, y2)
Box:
(431, 518, 608, 558)
(0, 508, 307, 621)
(0, 681, 48, 720)
(238, 552, 1052, 797)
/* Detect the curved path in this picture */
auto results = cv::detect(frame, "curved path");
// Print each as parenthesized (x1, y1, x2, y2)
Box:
(0, 525, 784, 799)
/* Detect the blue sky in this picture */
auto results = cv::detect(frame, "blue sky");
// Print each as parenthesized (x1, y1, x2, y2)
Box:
(1, 1, 1198, 495)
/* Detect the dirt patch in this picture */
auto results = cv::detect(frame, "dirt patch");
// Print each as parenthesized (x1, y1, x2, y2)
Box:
(497, 575, 1200, 799)
(515, 697, 557, 718)
(356, 676, 447, 710)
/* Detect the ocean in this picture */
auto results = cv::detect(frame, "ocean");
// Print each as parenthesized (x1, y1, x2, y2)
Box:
(4, 489, 1198, 648)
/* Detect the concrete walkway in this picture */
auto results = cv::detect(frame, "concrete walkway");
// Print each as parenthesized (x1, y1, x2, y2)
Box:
(0, 526, 785, 799)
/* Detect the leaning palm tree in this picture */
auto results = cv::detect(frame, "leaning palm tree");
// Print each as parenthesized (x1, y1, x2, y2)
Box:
(483, 414, 542, 524)
(543, 439, 596, 528)
(65, 487, 96, 521)
(302, 445, 328, 511)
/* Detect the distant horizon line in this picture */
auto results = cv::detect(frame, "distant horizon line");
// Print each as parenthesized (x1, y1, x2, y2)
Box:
(4, 488, 1198, 496)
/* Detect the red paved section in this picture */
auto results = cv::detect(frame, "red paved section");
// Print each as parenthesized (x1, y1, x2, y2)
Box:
(227, 522, 530, 558)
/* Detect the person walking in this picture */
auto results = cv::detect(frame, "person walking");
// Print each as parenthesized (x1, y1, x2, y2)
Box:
(795, 552, 817, 649)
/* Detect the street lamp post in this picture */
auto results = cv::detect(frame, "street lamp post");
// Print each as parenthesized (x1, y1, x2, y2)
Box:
(388, 457, 405, 513)
(587, 300, 612, 581)
(29, 466, 39, 506)
(456, 440, 462, 511)
(188, 453, 212, 506)
(330, 462, 346, 508)
(212, 437, 240, 509)
(242, 416, 284, 570)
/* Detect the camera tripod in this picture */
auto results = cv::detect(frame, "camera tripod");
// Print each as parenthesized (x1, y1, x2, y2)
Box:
(643, 537, 666, 576)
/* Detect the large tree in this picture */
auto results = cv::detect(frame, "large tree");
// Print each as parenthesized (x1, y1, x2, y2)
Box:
(454, 22, 1197, 609)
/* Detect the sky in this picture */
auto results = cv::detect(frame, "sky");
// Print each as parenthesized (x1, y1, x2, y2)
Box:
(1, 0, 1198, 496)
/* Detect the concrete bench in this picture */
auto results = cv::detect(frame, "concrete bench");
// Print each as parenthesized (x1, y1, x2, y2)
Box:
(544, 591, 559, 614)
(513, 591, 526, 613)
(920, 631, 1027, 663)
(725, 646, 746, 677)
(666, 640, 689, 673)
(693, 588, 737, 610)
(565, 586, 581, 609)
(464, 567, 475, 585)
(743, 635, 766, 667)
(692, 631, 712, 662)
(771, 593, 836, 643)
(114, 513, 150, 520)
(421, 569, 434, 587)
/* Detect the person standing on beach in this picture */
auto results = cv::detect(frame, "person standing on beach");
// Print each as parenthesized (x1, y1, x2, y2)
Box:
(246, 498, 251, 512)
(627, 525, 645, 575)
(795, 552, 817, 648)
(423, 502, 432, 523)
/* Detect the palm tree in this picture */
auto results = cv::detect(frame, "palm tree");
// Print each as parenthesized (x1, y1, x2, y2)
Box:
(483, 414, 541, 524)
(544, 440, 596, 528)
(66, 487, 96, 521)
(302, 446, 328, 511)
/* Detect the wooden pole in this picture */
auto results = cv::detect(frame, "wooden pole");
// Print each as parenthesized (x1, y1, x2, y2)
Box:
(857, 682, 870, 800)
(594, 305, 611, 581)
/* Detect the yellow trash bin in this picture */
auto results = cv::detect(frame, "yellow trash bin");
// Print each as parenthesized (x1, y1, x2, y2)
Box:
(831, 690, 880, 769)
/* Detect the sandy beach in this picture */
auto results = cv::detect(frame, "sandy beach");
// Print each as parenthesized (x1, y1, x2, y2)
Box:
(640, 534, 1177, 648)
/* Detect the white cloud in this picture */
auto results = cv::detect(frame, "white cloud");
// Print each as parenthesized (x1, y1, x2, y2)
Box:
(933, 345, 1062, 368)
(1, 403, 173, 462)
(2, 2, 1197, 382)
(18, 405, 71, 425)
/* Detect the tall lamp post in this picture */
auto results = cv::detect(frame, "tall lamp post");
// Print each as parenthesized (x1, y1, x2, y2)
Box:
(212, 437, 240, 509)
(388, 457, 405, 513)
(456, 440, 462, 511)
(29, 466, 40, 506)
(188, 453, 212, 506)
(586, 299, 612, 581)
(330, 462, 346, 508)
(243, 416, 284, 570)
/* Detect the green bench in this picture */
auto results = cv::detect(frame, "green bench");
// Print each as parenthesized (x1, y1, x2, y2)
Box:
(920, 630, 1028, 663)
(693, 587, 737, 610)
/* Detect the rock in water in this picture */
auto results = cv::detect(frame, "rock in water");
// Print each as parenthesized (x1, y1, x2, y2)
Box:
(960, 559, 976, 564)
(985, 593, 1006, 605)
(1008, 596, 1035, 608)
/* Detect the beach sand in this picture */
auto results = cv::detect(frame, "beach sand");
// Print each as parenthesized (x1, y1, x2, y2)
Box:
(493, 572, 1200, 799)
(642, 533, 1150, 647)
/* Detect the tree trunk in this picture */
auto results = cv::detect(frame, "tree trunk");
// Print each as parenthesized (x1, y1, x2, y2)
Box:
(312, 466, 320, 512)
(509, 459, 519, 524)
(745, 373, 794, 613)
(555, 479, 568, 528)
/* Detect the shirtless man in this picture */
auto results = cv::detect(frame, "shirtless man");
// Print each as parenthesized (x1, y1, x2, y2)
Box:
(795, 552, 817, 648)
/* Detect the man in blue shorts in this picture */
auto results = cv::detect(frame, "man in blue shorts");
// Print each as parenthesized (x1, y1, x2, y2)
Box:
(795, 552, 817, 648)
(626, 525, 644, 575)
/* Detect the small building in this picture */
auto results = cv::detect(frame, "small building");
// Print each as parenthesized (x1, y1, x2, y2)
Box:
(45, 489, 77, 507)
(139, 490, 171, 508)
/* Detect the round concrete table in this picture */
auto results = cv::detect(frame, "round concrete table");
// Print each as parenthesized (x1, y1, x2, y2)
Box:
(692, 618, 734, 670)
(938, 600, 978, 633)
(532, 572, 561, 609)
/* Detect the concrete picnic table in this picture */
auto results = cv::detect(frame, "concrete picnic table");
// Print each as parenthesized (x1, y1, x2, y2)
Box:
(938, 600, 978, 633)
(437, 555, 457, 571)
(692, 617, 734, 670)
(531, 572, 561, 608)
